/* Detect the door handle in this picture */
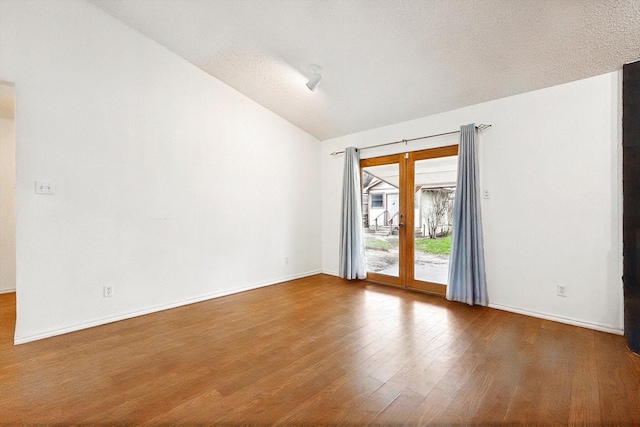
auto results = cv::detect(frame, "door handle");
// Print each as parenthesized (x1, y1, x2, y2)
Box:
(398, 223, 405, 227)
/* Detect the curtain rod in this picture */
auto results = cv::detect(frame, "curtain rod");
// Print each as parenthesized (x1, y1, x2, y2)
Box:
(329, 124, 492, 156)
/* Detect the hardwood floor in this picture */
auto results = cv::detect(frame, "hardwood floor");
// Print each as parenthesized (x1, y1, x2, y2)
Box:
(1, 274, 639, 425)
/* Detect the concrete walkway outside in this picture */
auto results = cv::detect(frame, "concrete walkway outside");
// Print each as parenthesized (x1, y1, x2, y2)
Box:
(377, 262, 448, 284)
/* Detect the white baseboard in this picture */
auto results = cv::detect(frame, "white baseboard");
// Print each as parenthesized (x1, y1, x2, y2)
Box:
(489, 302, 624, 335)
(21, 271, 620, 345)
(322, 272, 623, 335)
(0, 288, 16, 295)
(321, 270, 339, 277)
(14, 270, 322, 345)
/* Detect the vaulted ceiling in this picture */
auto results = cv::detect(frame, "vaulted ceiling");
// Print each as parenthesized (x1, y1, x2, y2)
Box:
(89, 0, 640, 141)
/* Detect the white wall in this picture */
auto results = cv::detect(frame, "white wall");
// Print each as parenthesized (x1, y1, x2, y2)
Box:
(0, 116, 16, 293)
(322, 72, 623, 333)
(0, 0, 622, 342)
(0, 0, 321, 343)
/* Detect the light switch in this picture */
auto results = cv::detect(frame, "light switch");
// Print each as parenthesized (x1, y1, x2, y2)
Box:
(35, 181, 55, 195)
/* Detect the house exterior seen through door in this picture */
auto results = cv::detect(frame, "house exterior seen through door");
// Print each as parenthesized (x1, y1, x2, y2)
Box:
(361, 145, 458, 295)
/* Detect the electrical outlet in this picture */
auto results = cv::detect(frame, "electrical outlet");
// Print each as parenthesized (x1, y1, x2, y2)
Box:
(285, 257, 289, 265)
(35, 181, 55, 195)
(483, 189, 490, 199)
(103, 285, 114, 298)
(557, 284, 567, 297)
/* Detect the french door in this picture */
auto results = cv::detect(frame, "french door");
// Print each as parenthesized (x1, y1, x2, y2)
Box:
(361, 145, 458, 294)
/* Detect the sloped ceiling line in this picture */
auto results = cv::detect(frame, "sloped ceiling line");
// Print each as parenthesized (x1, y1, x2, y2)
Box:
(88, 0, 640, 140)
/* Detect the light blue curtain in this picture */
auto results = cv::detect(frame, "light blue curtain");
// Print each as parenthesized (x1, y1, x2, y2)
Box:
(339, 147, 367, 280)
(447, 124, 488, 305)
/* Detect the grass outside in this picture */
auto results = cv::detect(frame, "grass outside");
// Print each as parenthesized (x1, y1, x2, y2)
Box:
(365, 237, 396, 251)
(415, 236, 451, 254)
(366, 235, 450, 255)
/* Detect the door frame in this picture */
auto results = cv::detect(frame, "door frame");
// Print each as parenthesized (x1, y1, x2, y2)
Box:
(361, 145, 458, 295)
(361, 153, 406, 288)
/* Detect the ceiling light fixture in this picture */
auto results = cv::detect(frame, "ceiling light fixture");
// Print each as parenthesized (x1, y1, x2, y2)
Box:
(306, 66, 322, 92)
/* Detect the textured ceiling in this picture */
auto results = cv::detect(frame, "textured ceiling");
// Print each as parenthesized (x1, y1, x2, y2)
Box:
(88, 0, 640, 141)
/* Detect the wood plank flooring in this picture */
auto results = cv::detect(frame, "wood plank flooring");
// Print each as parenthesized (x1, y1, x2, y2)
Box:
(1, 274, 640, 425)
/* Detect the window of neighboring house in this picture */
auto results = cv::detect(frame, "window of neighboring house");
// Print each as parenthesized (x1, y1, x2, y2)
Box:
(371, 193, 384, 208)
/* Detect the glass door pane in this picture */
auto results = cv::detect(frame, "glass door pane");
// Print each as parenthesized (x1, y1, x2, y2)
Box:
(362, 163, 400, 278)
(412, 156, 457, 285)
(360, 145, 457, 294)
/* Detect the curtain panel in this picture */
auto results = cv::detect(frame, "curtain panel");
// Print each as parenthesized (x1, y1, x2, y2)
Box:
(339, 147, 367, 280)
(446, 124, 488, 305)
